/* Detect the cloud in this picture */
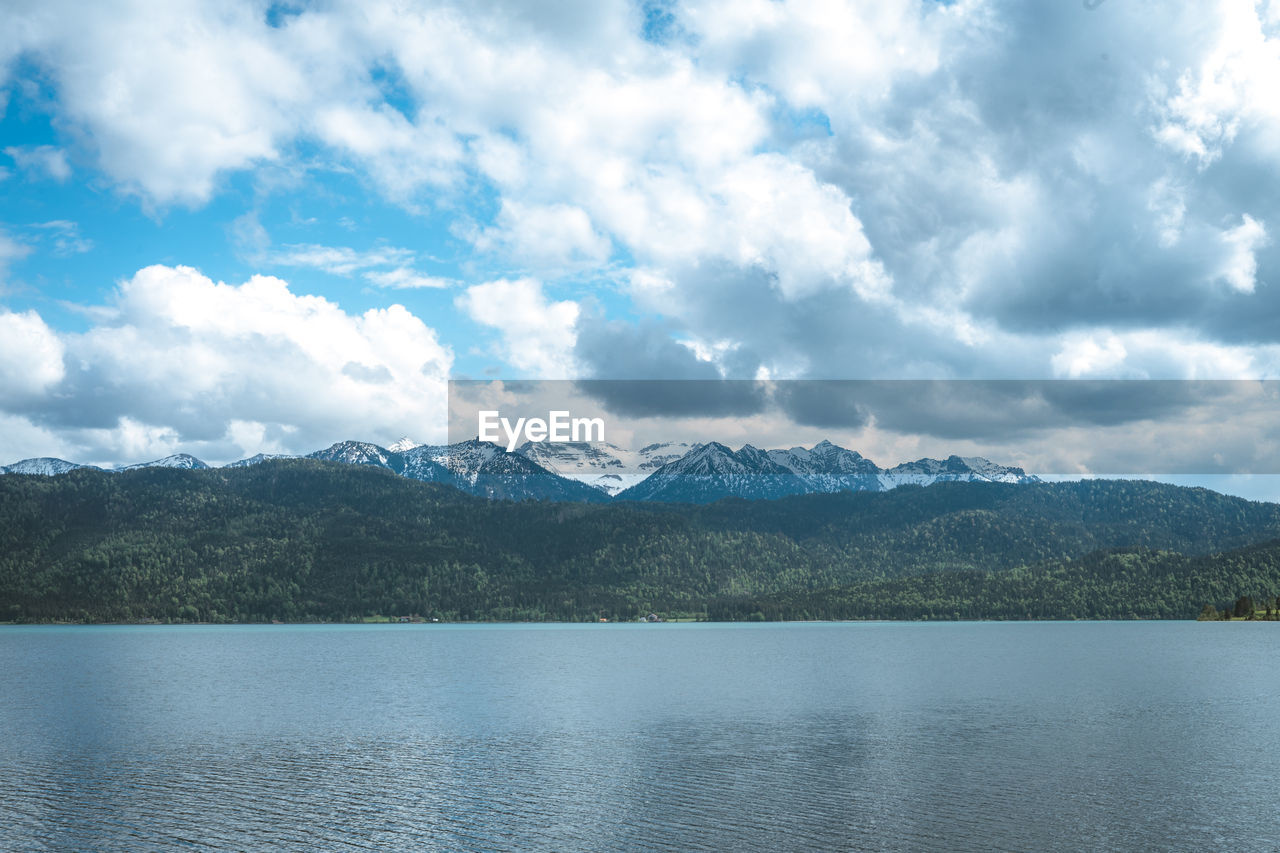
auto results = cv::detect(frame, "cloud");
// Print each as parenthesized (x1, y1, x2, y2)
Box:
(1051, 333, 1129, 379)
(4, 144, 71, 181)
(682, 0, 945, 112)
(0, 412, 74, 466)
(699, 154, 889, 302)
(229, 210, 271, 258)
(469, 200, 612, 272)
(1154, 0, 1280, 164)
(1050, 328, 1272, 380)
(313, 103, 464, 201)
(456, 277, 580, 377)
(0, 230, 32, 279)
(575, 318, 729, 380)
(0, 309, 65, 399)
(462, 377, 1280, 476)
(4, 0, 1280, 391)
(265, 243, 416, 276)
(572, 377, 770, 419)
(0, 222, 92, 270)
(0, 265, 453, 464)
(264, 242, 453, 292)
(772, 380, 1245, 443)
(5, 2, 308, 205)
(1217, 214, 1268, 293)
(32, 220, 93, 256)
(3, 0, 890, 305)
(362, 268, 453, 289)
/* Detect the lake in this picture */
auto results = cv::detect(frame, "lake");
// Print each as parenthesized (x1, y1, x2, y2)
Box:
(1, 622, 1277, 851)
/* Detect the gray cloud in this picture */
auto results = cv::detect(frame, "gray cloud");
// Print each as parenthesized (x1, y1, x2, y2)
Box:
(775, 380, 1252, 442)
(574, 318, 728, 381)
(573, 379, 769, 420)
(598, 0, 1280, 382)
(804, 1, 1276, 341)
(450, 378, 1280, 475)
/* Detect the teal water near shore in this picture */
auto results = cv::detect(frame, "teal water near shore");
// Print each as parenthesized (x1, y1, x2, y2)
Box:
(2, 622, 1277, 850)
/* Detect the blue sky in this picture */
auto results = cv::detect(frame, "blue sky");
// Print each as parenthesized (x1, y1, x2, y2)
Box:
(3, 0, 1280, 480)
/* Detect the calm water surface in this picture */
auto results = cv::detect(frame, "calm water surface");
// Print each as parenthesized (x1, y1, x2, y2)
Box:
(1, 622, 1277, 851)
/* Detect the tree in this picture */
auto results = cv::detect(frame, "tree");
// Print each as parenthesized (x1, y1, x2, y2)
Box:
(1234, 595, 1255, 619)
(1198, 604, 1219, 621)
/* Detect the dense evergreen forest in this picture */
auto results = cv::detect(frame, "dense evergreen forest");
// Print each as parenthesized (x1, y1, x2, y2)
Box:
(2, 460, 1279, 623)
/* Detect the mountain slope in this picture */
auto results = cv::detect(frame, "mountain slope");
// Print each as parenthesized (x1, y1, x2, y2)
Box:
(226, 453, 297, 468)
(713, 541, 1280, 621)
(879, 455, 1037, 488)
(2, 458, 95, 476)
(406, 440, 610, 502)
(120, 453, 210, 471)
(300, 439, 609, 501)
(3, 438, 1040, 504)
(2, 462, 1279, 622)
(307, 441, 403, 472)
(617, 441, 1038, 504)
(766, 440, 883, 493)
(515, 440, 696, 496)
(616, 442, 811, 502)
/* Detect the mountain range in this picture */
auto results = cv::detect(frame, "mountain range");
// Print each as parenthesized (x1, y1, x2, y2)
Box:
(1, 438, 1038, 504)
(2, 462, 1277, 623)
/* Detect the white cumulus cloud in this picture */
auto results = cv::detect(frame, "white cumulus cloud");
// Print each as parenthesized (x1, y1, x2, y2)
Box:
(0, 265, 453, 464)
(456, 277, 580, 377)
(0, 309, 66, 399)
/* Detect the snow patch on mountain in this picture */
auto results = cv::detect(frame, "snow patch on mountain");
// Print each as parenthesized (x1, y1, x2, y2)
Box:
(225, 453, 297, 467)
(308, 441, 402, 471)
(405, 439, 607, 501)
(615, 441, 1039, 504)
(878, 455, 1038, 489)
(515, 440, 696, 496)
(766, 439, 882, 493)
(415, 440, 502, 486)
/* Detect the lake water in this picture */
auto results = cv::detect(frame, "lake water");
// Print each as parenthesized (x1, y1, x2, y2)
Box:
(1, 622, 1277, 851)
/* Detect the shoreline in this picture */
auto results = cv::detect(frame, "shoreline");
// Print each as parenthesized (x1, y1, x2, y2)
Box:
(0, 617, 1222, 627)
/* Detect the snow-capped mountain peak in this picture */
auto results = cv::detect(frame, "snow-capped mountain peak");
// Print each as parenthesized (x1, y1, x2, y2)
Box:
(2, 437, 1039, 504)
(403, 439, 608, 501)
(120, 453, 210, 471)
(616, 441, 810, 503)
(307, 441, 401, 471)
(514, 440, 696, 496)
(2, 457, 94, 476)
(614, 440, 1040, 504)
(422, 439, 503, 484)
(878, 454, 1038, 488)
(225, 453, 297, 468)
(388, 436, 422, 453)
(765, 441, 881, 493)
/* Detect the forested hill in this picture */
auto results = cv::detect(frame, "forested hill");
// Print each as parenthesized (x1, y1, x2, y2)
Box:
(2, 460, 1280, 622)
